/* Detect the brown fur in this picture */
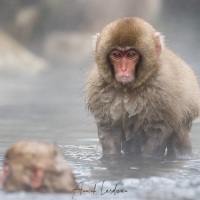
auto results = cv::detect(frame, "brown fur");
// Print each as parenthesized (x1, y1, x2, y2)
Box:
(2, 141, 76, 192)
(86, 17, 200, 159)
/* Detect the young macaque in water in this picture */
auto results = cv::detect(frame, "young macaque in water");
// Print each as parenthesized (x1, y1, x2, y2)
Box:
(86, 17, 200, 160)
(0, 141, 76, 192)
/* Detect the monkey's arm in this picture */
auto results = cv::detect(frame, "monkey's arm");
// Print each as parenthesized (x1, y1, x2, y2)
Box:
(97, 121, 122, 154)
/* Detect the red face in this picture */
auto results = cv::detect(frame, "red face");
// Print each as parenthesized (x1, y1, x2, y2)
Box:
(109, 48, 139, 84)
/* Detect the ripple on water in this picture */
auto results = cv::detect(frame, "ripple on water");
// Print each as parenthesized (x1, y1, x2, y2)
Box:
(59, 144, 102, 161)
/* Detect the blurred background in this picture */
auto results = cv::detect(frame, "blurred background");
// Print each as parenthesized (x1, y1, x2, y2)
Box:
(0, 0, 199, 72)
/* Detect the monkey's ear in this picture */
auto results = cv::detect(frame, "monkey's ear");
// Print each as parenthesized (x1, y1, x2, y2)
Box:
(92, 33, 100, 52)
(154, 32, 165, 55)
(30, 167, 44, 189)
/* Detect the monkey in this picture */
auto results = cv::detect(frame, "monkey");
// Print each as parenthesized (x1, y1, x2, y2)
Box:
(86, 17, 200, 160)
(0, 141, 76, 192)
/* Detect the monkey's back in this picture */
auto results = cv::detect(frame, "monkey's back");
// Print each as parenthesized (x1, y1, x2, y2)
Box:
(157, 48, 200, 123)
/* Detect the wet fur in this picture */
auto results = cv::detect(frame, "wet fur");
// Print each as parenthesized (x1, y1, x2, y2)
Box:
(86, 17, 200, 159)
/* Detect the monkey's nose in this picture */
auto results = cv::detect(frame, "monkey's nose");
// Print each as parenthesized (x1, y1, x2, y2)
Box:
(120, 63, 127, 72)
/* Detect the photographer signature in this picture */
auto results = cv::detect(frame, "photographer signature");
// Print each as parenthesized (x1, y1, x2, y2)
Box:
(72, 180, 128, 199)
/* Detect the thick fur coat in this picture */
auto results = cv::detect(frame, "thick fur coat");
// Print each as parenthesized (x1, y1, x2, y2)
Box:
(86, 17, 200, 158)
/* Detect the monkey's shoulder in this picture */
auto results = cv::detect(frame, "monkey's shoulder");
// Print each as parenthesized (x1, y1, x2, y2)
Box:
(161, 49, 197, 79)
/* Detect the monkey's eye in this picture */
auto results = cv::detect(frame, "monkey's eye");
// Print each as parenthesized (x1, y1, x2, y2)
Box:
(111, 51, 121, 59)
(127, 51, 137, 59)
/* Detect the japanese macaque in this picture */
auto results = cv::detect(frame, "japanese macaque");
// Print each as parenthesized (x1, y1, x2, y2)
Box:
(86, 17, 200, 159)
(0, 141, 76, 192)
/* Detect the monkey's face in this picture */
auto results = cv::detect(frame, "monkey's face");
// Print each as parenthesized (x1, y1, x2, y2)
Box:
(0, 141, 76, 193)
(95, 17, 162, 87)
(109, 47, 140, 84)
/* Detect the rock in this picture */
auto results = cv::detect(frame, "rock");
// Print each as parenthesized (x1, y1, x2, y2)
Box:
(12, 5, 41, 43)
(0, 30, 47, 74)
(43, 31, 91, 64)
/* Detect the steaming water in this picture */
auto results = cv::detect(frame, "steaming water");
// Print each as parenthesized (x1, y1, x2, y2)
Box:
(0, 65, 200, 200)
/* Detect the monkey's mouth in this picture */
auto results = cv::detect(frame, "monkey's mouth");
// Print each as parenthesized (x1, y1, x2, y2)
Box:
(115, 74, 134, 84)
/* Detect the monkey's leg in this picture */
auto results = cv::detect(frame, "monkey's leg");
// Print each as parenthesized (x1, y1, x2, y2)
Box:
(167, 127, 192, 159)
(122, 115, 143, 155)
(97, 122, 122, 154)
(122, 136, 141, 155)
(165, 136, 176, 160)
(141, 128, 168, 160)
